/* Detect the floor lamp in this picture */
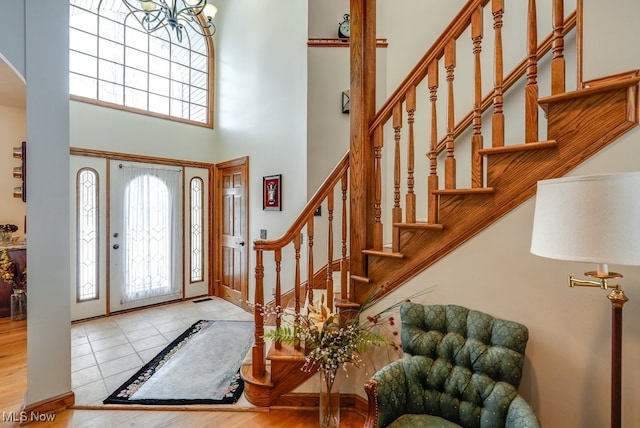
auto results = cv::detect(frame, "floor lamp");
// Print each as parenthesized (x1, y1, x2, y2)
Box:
(530, 172, 640, 428)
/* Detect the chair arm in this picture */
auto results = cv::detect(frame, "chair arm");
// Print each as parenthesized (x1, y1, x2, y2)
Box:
(506, 395, 541, 428)
(364, 380, 380, 428)
(364, 360, 409, 428)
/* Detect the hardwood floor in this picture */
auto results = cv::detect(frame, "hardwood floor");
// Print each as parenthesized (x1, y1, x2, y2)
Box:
(0, 317, 365, 427)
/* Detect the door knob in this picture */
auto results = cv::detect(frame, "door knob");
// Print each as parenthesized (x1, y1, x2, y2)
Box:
(239, 241, 245, 246)
(113, 244, 120, 249)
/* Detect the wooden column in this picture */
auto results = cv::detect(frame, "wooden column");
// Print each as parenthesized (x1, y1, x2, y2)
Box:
(349, 0, 376, 293)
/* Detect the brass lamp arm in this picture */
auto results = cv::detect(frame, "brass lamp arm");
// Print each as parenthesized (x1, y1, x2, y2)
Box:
(569, 271, 623, 291)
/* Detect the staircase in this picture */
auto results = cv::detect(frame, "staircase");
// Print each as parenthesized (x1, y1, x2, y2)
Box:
(241, 0, 640, 407)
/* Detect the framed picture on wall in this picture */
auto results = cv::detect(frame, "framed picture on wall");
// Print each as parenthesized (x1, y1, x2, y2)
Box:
(263, 174, 282, 211)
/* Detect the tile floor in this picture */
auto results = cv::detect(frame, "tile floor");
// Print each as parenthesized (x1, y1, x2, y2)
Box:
(70, 297, 253, 406)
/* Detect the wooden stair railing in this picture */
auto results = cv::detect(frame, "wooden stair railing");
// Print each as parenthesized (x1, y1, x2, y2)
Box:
(367, 0, 576, 250)
(244, 0, 640, 407)
(356, 0, 580, 298)
(250, 152, 350, 380)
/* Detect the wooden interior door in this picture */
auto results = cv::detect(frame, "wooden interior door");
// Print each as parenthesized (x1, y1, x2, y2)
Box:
(214, 157, 248, 307)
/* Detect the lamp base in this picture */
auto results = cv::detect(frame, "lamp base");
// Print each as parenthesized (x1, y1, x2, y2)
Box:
(569, 271, 627, 428)
(609, 288, 627, 428)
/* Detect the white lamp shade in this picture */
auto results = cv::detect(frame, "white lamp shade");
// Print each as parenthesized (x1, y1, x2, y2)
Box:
(531, 172, 640, 266)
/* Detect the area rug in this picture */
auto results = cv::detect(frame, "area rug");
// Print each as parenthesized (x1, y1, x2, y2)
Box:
(103, 319, 254, 405)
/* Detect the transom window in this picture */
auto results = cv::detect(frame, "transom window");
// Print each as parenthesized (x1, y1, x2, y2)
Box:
(69, 0, 213, 126)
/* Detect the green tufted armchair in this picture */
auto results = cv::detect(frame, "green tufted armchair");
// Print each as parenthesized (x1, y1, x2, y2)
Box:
(364, 303, 541, 428)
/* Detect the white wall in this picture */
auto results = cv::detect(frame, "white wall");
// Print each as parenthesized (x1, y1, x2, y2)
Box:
(70, 103, 217, 162)
(583, 0, 640, 81)
(0, 1, 25, 78)
(379, 0, 466, 94)
(0, 105, 26, 235)
(307, 47, 350, 194)
(308, 0, 349, 38)
(212, 0, 309, 300)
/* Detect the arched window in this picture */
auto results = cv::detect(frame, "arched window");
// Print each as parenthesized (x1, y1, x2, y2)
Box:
(123, 173, 173, 300)
(69, 0, 213, 127)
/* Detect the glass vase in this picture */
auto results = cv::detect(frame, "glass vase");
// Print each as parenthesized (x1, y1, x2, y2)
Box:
(10, 289, 27, 321)
(319, 368, 340, 428)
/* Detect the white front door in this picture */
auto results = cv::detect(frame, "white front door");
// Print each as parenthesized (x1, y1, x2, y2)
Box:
(109, 161, 183, 312)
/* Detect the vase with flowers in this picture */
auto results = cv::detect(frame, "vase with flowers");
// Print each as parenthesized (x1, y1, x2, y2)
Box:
(262, 288, 412, 428)
(0, 224, 18, 242)
(0, 248, 27, 320)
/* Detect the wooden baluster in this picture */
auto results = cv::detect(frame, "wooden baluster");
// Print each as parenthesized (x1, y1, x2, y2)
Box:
(444, 40, 456, 189)
(576, 0, 583, 87)
(551, 0, 565, 95)
(326, 191, 335, 310)
(406, 86, 416, 223)
(306, 217, 314, 306)
(525, 0, 539, 143)
(373, 126, 383, 250)
(427, 60, 439, 224)
(471, 7, 484, 188)
(293, 234, 301, 350)
(340, 172, 349, 301)
(274, 248, 282, 350)
(252, 249, 265, 378)
(392, 102, 403, 252)
(492, 0, 505, 148)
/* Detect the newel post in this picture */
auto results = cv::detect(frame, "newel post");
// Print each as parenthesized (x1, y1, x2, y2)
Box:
(349, 0, 377, 295)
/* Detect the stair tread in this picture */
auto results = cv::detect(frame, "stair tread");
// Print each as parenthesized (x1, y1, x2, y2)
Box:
(267, 343, 306, 362)
(241, 364, 274, 388)
(350, 275, 372, 283)
(432, 187, 495, 195)
(394, 221, 444, 230)
(362, 248, 405, 258)
(478, 140, 557, 155)
(538, 72, 640, 113)
(335, 298, 361, 310)
(335, 299, 361, 312)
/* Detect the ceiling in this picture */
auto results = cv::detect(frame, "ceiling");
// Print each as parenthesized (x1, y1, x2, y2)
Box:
(0, 58, 26, 109)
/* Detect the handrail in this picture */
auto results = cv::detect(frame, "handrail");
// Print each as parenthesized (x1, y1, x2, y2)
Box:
(370, 7, 576, 143)
(253, 152, 349, 251)
(369, 0, 491, 133)
(251, 152, 350, 379)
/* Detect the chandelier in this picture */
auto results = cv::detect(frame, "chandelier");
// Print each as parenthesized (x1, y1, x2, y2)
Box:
(122, 0, 218, 43)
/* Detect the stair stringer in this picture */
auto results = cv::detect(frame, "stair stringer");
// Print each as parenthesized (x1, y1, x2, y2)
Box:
(357, 78, 639, 303)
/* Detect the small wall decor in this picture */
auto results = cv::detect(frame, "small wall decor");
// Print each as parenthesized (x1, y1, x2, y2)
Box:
(11, 141, 26, 202)
(341, 90, 350, 114)
(263, 174, 282, 211)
